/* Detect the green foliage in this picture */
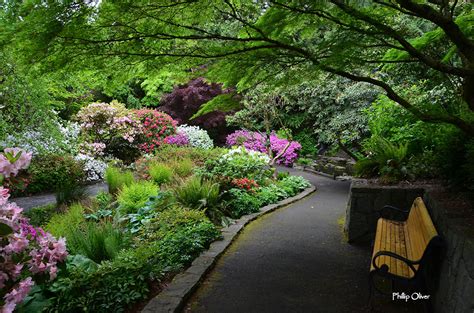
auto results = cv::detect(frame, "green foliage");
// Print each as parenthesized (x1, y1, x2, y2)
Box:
(117, 181, 158, 214)
(225, 188, 262, 218)
(67, 222, 130, 263)
(148, 162, 173, 185)
(175, 176, 220, 211)
(55, 181, 86, 207)
(277, 176, 311, 197)
(46, 203, 86, 239)
(105, 166, 135, 194)
(256, 184, 288, 206)
(45, 207, 219, 313)
(170, 158, 194, 177)
(27, 154, 85, 194)
(355, 136, 409, 182)
(23, 203, 56, 227)
(191, 93, 241, 119)
(153, 146, 227, 166)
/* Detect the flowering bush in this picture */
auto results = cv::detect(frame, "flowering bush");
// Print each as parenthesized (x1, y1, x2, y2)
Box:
(231, 178, 259, 191)
(226, 130, 302, 166)
(201, 146, 271, 183)
(76, 101, 139, 159)
(74, 154, 107, 182)
(134, 109, 177, 153)
(164, 132, 189, 147)
(0, 187, 67, 312)
(177, 125, 213, 149)
(0, 122, 80, 156)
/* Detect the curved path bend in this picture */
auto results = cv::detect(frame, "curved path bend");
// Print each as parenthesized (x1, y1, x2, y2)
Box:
(183, 169, 372, 313)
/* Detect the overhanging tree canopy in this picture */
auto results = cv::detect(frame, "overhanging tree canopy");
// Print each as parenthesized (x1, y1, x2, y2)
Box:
(2, 0, 473, 135)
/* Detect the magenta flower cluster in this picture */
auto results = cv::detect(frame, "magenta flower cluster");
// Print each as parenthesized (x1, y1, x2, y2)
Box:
(226, 130, 302, 166)
(164, 132, 189, 146)
(0, 150, 67, 313)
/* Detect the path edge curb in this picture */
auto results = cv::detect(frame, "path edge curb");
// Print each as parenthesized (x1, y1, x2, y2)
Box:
(141, 184, 317, 313)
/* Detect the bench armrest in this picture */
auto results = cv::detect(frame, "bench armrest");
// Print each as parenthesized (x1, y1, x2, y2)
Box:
(372, 251, 418, 275)
(376, 205, 410, 221)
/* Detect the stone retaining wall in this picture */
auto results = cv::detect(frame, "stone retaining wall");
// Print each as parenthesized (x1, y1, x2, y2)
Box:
(423, 192, 474, 313)
(296, 156, 354, 178)
(345, 179, 474, 313)
(344, 179, 424, 243)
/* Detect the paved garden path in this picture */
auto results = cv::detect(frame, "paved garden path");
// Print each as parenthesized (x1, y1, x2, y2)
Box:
(183, 169, 374, 313)
(11, 182, 107, 210)
(183, 169, 422, 313)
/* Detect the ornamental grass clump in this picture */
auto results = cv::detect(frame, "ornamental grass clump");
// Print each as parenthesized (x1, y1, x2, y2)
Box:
(149, 162, 173, 185)
(175, 176, 220, 210)
(171, 158, 194, 177)
(67, 221, 129, 263)
(105, 166, 135, 194)
(117, 181, 158, 214)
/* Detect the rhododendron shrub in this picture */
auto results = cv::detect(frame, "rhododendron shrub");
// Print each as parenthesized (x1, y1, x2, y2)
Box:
(134, 109, 177, 153)
(0, 187, 67, 312)
(164, 132, 189, 147)
(76, 101, 140, 160)
(176, 125, 213, 149)
(226, 130, 302, 166)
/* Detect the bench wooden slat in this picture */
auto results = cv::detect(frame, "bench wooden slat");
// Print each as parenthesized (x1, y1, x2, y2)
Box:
(370, 197, 438, 280)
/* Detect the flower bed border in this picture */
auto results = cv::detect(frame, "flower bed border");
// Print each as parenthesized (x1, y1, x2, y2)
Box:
(142, 184, 316, 313)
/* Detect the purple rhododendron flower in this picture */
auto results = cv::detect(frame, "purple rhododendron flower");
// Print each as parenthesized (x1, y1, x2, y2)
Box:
(164, 132, 190, 146)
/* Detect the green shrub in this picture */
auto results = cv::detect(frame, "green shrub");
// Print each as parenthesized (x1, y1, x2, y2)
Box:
(46, 251, 151, 313)
(199, 147, 272, 183)
(278, 176, 311, 196)
(67, 222, 129, 263)
(225, 188, 262, 218)
(23, 203, 56, 226)
(117, 181, 158, 213)
(95, 191, 113, 211)
(149, 162, 173, 185)
(175, 176, 220, 210)
(27, 154, 85, 194)
(105, 166, 135, 194)
(46, 203, 86, 239)
(257, 184, 288, 205)
(355, 136, 408, 182)
(56, 181, 86, 206)
(171, 158, 194, 177)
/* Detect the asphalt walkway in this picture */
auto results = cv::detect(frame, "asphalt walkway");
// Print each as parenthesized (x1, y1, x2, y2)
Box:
(183, 170, 374, 313)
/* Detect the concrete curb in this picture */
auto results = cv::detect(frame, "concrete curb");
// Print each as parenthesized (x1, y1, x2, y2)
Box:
(141, 185, 317, 313)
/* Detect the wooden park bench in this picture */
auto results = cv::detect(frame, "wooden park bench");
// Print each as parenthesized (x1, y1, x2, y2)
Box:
(369, 197, 443, 307)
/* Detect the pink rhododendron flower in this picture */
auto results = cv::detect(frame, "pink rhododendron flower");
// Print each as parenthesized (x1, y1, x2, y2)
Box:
(0, 148, 32, 177)
(1, 165, 67, 312)
(3, 277, 34, 313)
(0, 187, 9, 206)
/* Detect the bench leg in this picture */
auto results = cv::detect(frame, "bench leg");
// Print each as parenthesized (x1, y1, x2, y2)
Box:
(368, 272, 375, 312)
